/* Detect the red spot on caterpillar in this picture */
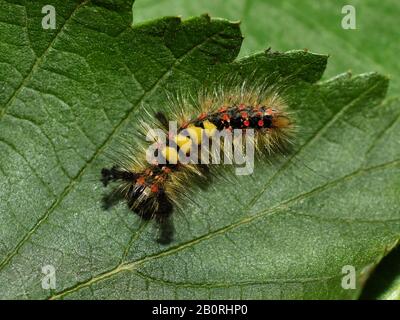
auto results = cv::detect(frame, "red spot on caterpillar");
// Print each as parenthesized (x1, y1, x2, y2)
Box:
(150, 184, 159, 193)
(258, 120, 264, 127)
(241, 111, 248, 118)
(266, 108, 274, 115)
(180, 121, 189, 129)
(222, 113, 230, 122)
(136, 176, 145, 185)
(218, 106, 227, 113)
(238, 104, 246, 110)
(243, 120, 250, 127)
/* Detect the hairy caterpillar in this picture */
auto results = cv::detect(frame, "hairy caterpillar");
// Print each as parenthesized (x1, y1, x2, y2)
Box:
(101, 81, 294, 241)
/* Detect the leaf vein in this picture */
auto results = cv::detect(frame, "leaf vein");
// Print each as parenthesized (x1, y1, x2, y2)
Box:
(0, 0, 90, 120)
(0, 26, 234, 272)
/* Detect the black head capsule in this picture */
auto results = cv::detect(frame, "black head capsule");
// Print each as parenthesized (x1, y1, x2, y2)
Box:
(101, 164, 175, 243)
(101, 166, 173, 216)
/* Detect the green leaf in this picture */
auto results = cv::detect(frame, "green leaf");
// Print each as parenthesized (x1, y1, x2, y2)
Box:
(0, 0, 399, 300)
(134, 0, 400, 300)
(132, 0, 400, 97)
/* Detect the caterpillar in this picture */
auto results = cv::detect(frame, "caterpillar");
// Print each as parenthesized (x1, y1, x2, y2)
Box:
(101, 81, 294, 241)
